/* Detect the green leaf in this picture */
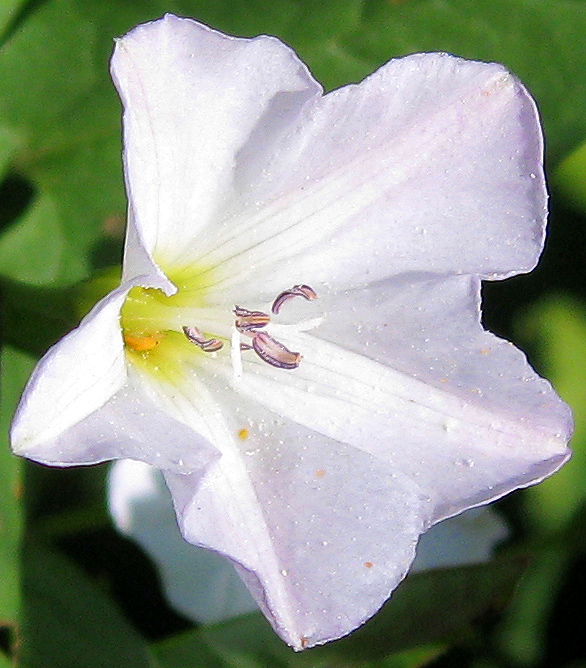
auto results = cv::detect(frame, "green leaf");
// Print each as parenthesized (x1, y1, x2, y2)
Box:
(0, 124, 21, 181)
(0, 651, 13, 668)
(0, 0, 97, 138)
(0, 191, 73, 284)
(361, 646, 446, 668)
(155, 558, 525, 668)
(1, 0, 582, 288)
(495, 544, 572, 667)
(19, 540, 160, 668)
(336, 0, 586, 166)
(0, 0, 27, 43)
(1, 278, 79, 357)
(0, 346, 32, 633)
(553, 137, 586, 215)
(518, 296, 586, 533)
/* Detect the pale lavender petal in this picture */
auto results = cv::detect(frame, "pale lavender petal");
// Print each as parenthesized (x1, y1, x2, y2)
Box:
(164, 403, 426, 649)
(111, 14, 321, 267)
(108, 462, 507, 631)
(11, 282, 218, 473)
(11, 15, 572, 652)
(212, 276, 571, 526)
(192, 53, 545, 303)
(11, 283, 130, 462)
(108, 460, 255, 622)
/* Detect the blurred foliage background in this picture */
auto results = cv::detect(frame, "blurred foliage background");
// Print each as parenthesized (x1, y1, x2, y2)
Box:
(1, 0, 586, 666)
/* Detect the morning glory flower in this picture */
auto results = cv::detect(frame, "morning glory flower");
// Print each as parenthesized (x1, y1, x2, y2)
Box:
(108, 458, 508, 625)
(11, 14, 572, 649)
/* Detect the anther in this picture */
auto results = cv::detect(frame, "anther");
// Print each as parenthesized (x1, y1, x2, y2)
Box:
(252, 331, 301, 370)
(271, 284, 317, 315)
(233, 306, 271, 332)
(182, 326, 224, 352)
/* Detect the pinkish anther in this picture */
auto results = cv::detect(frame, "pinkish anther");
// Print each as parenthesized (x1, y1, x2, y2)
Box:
(252, 331, 301, 370)
(182, 326, 224, 352)
(271, 284, 317, 315)
(234, 306, 271, 332)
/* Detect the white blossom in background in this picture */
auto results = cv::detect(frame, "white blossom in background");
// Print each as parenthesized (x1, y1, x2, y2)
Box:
(11, 14, 572, 650)
(108, 459, 508, 624)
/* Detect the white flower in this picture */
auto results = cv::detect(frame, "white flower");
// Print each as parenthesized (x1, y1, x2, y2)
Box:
(11, 14, 572, 650)
(108, 459, 508, 625)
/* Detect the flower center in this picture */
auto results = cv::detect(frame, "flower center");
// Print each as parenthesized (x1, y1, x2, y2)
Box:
(121, 266, 317, 378)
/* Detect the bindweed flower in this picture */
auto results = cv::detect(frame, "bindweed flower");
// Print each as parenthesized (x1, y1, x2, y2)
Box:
(11, 14, 572, 649)
(108, 458, 508, 625)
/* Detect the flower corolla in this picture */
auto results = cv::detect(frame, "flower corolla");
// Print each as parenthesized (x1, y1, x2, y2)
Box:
(108, 458, 508, 625)
(11, 14, 572, 649)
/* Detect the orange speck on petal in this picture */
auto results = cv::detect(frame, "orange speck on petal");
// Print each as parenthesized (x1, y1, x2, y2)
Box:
(300, 636, 309, 649)
(364, 561, 373, 569)
(315, 469, 326, 478)
(479, 348, 491, 355)
(238, 428, 249, 441)
(124, 332, 164, 352)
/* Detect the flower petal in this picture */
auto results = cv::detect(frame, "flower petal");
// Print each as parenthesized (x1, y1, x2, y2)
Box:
(11, 284, 129, 462)
(119, 353, 423, 648)
(108, 457, 507, 627)
(122, 205, 176, 294)
(111, 14, 321, 267)
(164, 402, 426, 649)
(215, 276, 570, 525)
(108, 459, 256, 622)
(190, 52, 545, 302)
(11, 284, 218, 473)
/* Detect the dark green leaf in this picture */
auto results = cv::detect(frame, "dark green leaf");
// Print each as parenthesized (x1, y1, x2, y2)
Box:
(19, 540, 160, 668)
(339, 0, 586, 166)
(0, 277, 79, 357)
(0, 346, 33, 631)
(0, 192, 72, 284)
(0, 124, 21, 182)
(0, 0, 27, 43)
(361, 645, 446, 668)
(518, 296, 586, 533)
(155, 558, 525, 668)
(495, 544, 572, 666)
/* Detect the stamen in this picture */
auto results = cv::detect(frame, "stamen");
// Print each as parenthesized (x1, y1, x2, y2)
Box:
(233, 306, 271, 332)
(182, 326, 224, 352)
(252, 331, 301, 370)
(271, 284, 317, 315)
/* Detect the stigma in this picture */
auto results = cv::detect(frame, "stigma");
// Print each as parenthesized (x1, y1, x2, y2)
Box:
(124, 332, 165, 352)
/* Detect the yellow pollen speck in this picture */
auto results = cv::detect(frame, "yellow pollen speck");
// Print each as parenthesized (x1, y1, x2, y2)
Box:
(238, 428, 250, 441)
(479, 348, 491, 355)
(364, 561, 373, 569)
(124, 332, 164, 352)
(315, 469, 326, 478)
